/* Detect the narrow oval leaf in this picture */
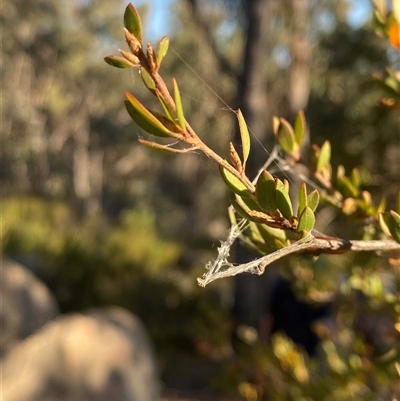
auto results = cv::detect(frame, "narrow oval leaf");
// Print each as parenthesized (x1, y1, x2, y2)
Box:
(156, 36, 169, 66)
(379, 212, 392, 238)
(272, 116, 280, 135)
(258, 223, 287, 243)
(307, 190, 320, 212)
(231, 197, 271, 227)
(317, 140, 331, 171)
(276, 118, 296, 155)
(298, 183, 307, 216)
(275, 179, 294, 219)
(294, 110, 306, 146)
(237, 109, 251, 169)
(140, 67, 156, 92)
(388, 210, 400, 242)
(256, 170, 277, 212)
(155, 89, 176, 122)
(220, 166, 251, 198)
(125, 92, 172, 138)
(231, 197, 257, 222)
(275, 238, 290, 249)
(283, 179, 290, 193)
(240, 194, 265, 213)
(172, 78, 185, 131)
(351, 168, 361, 189)
(124, 3, 143, 44)
(377, 197, 387, 214)
(150, 110, 182, 133)
(337, 164, 345, 178)
(228, 205, 238, 227)
(246, 222, 265, 243)
(380, 212, 400, 243)
(337, 176, 359, 198)
(396, 192, 400, 214)
(104, 56, 134, 69)
(297, 206, 316, 235)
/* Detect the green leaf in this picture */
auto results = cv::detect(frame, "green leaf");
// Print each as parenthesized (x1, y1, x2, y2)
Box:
(337, 164, 345, 178)
(276, 118, 296, 155)
(156, 36, 169, 67)
(228, 206, 238, 227)
(104, 56, 134, 69)
(317, 140, 331, 171)
(258, 223, 288, 243)
(172, 78, 186, 131)
(379, 212, 392, 237)
(231, 196, 268, 224)
(150, 110, 182, 133)
(389, 211, 400, 242)
(377, 197, 387, 214)
(237, 109, 251, 169)
(275, 179, 293, 219)
(246, 222, 264, 243)
(220, 166, 251, 198)
(140, 67, 156, 91)
(396, 192, 400, 214)
(240, 195, 264, 213)
(294, 110, 306, 146)
(275, 238, 290, 249)
(256, 170, 277, 213)
(272, 116, 280, 135)
(297, 206, 315, 236)
(359, 190, 374, 215)
(298, 183, 307, 216)
(337, 176, 359, 198)
(245, 223, 277, 254)
(351, 168, 361, 189)
(124, 3, 143, 44)
(125, 92, 172, 138)
(155, 89, 176, 122)
(379, 211, 400, 243)
(307, 190, 320, 212)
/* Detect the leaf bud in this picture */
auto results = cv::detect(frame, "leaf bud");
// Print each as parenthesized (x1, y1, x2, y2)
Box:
(124, 28, 141, 55)
(119, 49, 140, 66)
(146, 43, 157, 71)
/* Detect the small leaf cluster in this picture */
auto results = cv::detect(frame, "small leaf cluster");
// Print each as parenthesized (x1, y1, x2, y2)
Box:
(274, 115, 400, 243)
(105, 4, 194, 153)
(222, 111, 318, 253)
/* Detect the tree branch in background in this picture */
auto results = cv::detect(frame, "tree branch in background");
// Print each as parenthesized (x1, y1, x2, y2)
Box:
(186, 0, 237, 78)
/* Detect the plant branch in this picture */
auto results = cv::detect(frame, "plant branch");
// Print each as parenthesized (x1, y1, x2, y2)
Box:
(124, 29, 256, 193)
(197, 233, 400, 287)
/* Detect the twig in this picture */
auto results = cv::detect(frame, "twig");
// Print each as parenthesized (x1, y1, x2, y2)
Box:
(197, 234, 400, 287)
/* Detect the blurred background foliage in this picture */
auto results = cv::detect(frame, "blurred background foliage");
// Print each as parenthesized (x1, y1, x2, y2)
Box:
(1, 0, 399, 399)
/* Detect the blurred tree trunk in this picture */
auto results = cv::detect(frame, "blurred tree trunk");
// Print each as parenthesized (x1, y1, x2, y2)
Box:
(186, 0, 313, 338)
(236, 0, 273, 177)
(288, 0, 311, 117)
